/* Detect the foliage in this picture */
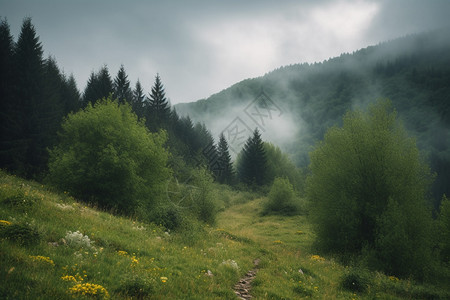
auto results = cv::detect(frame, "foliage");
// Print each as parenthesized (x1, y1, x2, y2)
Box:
(47, 97, 169, 215)
(146, 73, 171, 130)
(112, 64, 132, 105)
(263, 142, 304, 192)
(263, 177, 300, 216)
(0, 222, 40, 246)
(306, 99, 434, 278)
(216, 133, 235, 184)
(438, 195, 450, 264)
(341, 268, 371, 293)
(237, 129, 268, 187)
(82, 65, 113, 107)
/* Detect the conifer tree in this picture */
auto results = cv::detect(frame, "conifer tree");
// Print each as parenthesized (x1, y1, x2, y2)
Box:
(0, 18, 15, 171)
(82, 65, 113, 106)
(132, 79, 145, 118)
(217, 133, 235, 184)
(237, 128, 267, 186)
(146, 73, 171, 130)
(11, 18, 46, 177)
(113, 64, 132, 104)
(61, 73, 81, 114)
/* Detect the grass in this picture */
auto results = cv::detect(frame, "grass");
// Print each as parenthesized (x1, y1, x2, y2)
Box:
(1, 170, 449, 299)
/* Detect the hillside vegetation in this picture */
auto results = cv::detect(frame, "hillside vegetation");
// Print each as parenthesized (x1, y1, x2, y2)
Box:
(175, 28, 450, 208)
(1, 171, 450, 299)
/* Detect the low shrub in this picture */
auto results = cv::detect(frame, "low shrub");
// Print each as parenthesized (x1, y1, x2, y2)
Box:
(341, 268, 371, 293)
(262, 177, 300, 216)
(0, 222, 40, 245)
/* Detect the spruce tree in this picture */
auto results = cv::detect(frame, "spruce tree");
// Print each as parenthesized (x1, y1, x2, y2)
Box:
(146, 73, 171, 130)
(237, 128, 267, 186)
(61, 73, 81, 114)
(0, 18, 15, 171)
(11, 18, 46, 177)
(217, 133, 235, 184)
(82, 65, 113, 106)
(132, 79, 145, 118)
(113, 64, 132, 104)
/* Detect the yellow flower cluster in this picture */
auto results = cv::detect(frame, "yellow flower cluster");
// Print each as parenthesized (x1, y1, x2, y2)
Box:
(29, 255, 55, 266)
(0, 220, 12, 226)
(130, 255, 139, 266)
(273, 240, 283, 244)
(310, 255, 325, 262)
(388, 275, 399, 282)
(296, 230, 304, 234)
(117, 250, 128, 256)
(68, 283, 110, 299)
(61, 274, 84, 283)
(160, 276, 168, 283)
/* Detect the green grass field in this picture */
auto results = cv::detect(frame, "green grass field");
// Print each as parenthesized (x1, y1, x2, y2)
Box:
(1, 170, 448, 299)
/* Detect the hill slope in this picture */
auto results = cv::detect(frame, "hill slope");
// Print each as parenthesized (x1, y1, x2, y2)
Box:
(175, 28, 450, 206)
(1, 171, 449, 299)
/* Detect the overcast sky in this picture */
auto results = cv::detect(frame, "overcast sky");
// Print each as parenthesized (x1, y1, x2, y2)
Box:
(1, 0, 450, 104)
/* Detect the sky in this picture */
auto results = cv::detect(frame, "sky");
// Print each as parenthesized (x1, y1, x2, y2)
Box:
(1, 0, 450, 104)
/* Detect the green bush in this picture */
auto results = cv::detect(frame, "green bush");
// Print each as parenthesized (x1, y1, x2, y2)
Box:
(47, 97, 170, 215)
(263, 177, 300, 215)
(341, 268, 371, 293)
(0, 222, 40, 245)
(438, 195, 450, 264)
(306, 99, 434, 278)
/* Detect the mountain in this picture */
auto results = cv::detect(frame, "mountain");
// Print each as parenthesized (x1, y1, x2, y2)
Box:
(175, 28, 450, 208)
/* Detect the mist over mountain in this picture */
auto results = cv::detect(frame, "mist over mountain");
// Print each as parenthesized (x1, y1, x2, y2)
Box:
(175, 28, 450, 207)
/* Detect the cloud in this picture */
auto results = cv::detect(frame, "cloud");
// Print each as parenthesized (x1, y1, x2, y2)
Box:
(1, 0, 448, 104)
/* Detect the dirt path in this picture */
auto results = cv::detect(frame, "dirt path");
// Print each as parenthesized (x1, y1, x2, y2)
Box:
(234, 258, 260, 299)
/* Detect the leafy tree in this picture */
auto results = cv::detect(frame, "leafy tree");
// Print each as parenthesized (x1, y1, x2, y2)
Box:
(263, 177, 299, 215)
(113, 65, 132, 105)
(146, 74, 171, 130)
(216, 133, 234, 184)
(264, 142, 304, 192)
(306, 99, 434, 278)
(237, 128, 267, 186)
(438, 195, 450, 264)
(47, 97, 170, 215)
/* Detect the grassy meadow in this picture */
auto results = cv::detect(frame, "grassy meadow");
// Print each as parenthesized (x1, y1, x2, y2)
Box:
(1, 170, 449, 299)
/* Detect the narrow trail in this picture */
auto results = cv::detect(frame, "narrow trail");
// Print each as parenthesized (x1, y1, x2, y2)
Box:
(234, 258, 261, 300)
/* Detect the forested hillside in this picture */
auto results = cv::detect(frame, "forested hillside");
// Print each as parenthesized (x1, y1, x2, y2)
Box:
(175, 28, 450, 208)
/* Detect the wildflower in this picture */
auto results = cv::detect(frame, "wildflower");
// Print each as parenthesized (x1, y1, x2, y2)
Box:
(296, 230, 304, 234)
(388, 275, 399, 282)
(68, 283, 109, 299)
(0, 220, 12, 226)
(61, 275, 78, 282)
(130, 255, 139, 266)
(160, 276, 168, 283)
(117, 250, 128, 256)
(273, 240, 283, 244)
(29, 255, 55, 266)
(310, 255, 325, 262)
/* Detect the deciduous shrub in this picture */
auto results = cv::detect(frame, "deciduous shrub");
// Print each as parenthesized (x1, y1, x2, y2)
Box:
(263, 177, 300, 215)
(306, 99, 434, 279)
(47, 97, 169, 215)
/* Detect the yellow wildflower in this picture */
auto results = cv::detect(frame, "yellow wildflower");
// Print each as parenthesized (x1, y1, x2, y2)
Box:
(160, 276, 168, 283)
(388, 275, 399, 282)
(0, 220, 11, 226)
(68, 283, 109, 299)
(310, 255, 325, 262)
(273, 240, 283, 244)
(29, 255, 55, 266)
(117, 250, 128, 256)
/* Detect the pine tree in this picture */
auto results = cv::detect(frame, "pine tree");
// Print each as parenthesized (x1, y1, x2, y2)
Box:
(11, 18, 46, 177)
(217, 133, 235, 184)
(82, 65, 113, 106)
(132, 79, 145, 118)
(0, 18, 15, 170)
(146, 73, 171, 130)
(113, 64, 132, 104)
(61, 73, 81, 114)
(237, 128, 267, 186)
